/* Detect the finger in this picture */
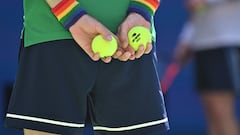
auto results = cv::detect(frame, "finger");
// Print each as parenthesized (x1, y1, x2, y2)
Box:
(91, 53, 100, 61)
(113, 50, 123, 59)
(112, 37, 123, 59)
(80, 44, 100, 61)
(125, 46, 135, 55)
(118, 52, 131, 61)
(125, 46, 135, 60)
(129, 55, 136, 60)
(144, 43, 153, 54)
(135, 45, 145, 59)
(101, 57, 112, 63)
(95, 23, 114, 41)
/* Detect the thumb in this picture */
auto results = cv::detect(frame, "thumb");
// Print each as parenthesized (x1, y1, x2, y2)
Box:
(95, 23, 115, 41)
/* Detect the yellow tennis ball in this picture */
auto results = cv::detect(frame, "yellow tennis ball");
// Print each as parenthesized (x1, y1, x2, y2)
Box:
(91, 35, 117, 58)
(128, 26, 152, 51)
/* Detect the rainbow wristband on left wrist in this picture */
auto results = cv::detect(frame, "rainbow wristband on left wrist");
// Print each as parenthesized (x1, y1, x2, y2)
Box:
(128, 0, 160, 22)
(51, 0, 87, 30)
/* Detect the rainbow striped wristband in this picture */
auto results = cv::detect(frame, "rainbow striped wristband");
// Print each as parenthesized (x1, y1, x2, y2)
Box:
(51, 0, 87, 30)
(128, 0, 160, 22)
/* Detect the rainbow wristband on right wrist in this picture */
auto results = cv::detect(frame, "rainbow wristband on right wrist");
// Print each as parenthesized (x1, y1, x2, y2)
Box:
(51, 0, 87, 30)
(128, 0, 160, 22)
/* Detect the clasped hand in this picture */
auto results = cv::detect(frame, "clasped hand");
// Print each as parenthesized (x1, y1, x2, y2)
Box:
(69, 13, 152, 63)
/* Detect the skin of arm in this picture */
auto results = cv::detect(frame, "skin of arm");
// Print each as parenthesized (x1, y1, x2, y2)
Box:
(45, 0, 62, 8)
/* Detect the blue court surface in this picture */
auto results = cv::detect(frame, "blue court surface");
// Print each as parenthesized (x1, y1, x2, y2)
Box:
(0, 0, 239, 135)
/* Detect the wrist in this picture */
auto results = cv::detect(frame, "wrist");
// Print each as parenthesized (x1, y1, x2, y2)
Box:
(127, 0, 160, 22)
(47, 0, 87, 30)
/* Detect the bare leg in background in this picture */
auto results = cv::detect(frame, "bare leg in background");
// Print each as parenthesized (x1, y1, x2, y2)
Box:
(200, 91, 239, 135)
(24, 129, 59, 135)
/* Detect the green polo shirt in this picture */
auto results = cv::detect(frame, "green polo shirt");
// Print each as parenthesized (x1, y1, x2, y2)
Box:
(23, 0, 156, 47)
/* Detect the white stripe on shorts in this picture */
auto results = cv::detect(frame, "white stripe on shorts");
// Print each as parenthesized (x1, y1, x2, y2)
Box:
(7, 113, 168, 132)
(6, 113, 84, 128)
(93, 117, 168, 131)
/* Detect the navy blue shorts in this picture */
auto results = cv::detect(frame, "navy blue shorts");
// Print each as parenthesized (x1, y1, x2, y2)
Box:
(195, 47, 240, 93)
(5, 39, 169, 135)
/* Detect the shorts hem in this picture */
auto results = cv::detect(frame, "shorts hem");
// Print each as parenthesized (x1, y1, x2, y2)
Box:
(93, 117, 170, 135)
(5, 113, 84, 135)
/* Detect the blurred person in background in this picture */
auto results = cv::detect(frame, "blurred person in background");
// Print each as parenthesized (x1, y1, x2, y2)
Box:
(174, 0, 240, 135)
